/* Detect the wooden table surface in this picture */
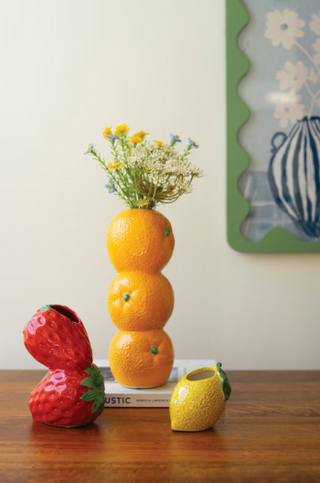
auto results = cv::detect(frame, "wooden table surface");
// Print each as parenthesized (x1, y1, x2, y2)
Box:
(1, 370, 320, 483)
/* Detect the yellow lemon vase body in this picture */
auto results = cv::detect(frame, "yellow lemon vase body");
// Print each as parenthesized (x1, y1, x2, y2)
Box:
(170, 362, 231, 432)
(107, 209, 175, 388)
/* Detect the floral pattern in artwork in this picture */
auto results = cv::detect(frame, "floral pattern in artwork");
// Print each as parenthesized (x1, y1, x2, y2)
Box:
(265, 9, 320, 239)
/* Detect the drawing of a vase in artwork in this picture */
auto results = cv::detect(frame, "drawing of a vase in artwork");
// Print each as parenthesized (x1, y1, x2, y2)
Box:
(268, 116, 320, 239)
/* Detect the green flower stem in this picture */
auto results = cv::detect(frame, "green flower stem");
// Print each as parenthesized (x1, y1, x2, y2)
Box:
(183, 144, 192, 158)
(112, 139, 137, 202)
(110, 143, 132, 191)
(116, 170, 135, 204)
(92, 150, 131, 203)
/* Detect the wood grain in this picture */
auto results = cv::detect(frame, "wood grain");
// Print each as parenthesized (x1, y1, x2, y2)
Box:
(0, 370, 320, 482)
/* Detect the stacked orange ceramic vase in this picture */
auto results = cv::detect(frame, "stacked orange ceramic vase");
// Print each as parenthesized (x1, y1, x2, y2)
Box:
(107, 208, 175, 387)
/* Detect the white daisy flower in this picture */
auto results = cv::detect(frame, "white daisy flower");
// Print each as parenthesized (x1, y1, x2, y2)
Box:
(265, 9, 305, 50)
(310, 13, 320, 36)
(276, 61, 308, 93)
(273, 96, 305, 128)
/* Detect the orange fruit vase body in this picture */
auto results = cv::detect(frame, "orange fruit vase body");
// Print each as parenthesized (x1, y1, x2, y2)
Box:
(107, 209, 175, 388)
(107, 209, 174, 273)
(109, 330, 174, 388)
(108, 272, 174, 332)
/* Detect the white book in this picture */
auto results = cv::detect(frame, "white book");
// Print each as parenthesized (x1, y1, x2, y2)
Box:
(93, 359, 216, 408)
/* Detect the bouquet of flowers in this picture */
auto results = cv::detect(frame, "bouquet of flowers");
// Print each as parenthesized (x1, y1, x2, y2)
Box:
(84, 124, 203, 209)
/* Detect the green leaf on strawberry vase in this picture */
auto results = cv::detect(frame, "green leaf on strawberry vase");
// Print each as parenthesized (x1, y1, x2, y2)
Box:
(80, 389, 96, 402)
(86, 366, 96, 378)
(92, 400, 100, 414)
(39, 305, 52, 311)
(80, 364, 105, 414)
(80, 377, 94, 389)
(94, 375, 103, 386)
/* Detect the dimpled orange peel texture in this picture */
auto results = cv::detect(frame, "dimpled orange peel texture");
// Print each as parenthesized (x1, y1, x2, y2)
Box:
(107, 209, 175, 387)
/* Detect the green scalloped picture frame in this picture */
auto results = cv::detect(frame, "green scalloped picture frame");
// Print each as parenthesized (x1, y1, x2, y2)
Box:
(226, 0, 320, 253)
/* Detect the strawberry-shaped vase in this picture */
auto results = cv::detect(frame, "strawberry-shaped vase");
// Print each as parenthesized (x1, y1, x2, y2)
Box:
(23, 305, 105, 428)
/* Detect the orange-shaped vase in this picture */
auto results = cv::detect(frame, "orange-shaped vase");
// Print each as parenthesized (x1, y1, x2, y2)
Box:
(107, 209, 175, 387)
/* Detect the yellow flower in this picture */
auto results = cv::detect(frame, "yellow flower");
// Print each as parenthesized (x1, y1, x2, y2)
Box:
(102, 126, 113, 139)
(108, 162, 124, 170)
(135, 131, 149, 138)
(154, 140, 164, 147)
(84, 143, 95, 155)
(138, 199, 149, 207)
(115, 124, 130, 136)
(130, 135, 143, 145)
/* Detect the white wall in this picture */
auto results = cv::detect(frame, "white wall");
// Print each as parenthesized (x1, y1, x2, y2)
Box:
(1, 0, 319, 370)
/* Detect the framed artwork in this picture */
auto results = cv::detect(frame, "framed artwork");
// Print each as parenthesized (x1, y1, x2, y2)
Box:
(226, 0, 320, 252)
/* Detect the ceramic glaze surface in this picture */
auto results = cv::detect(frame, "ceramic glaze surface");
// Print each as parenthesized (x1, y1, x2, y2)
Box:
(106, 209, 175, 273)
(108, 271, 174, 331)
(107, 209, 174, 388)
(23, 305, 105, 428)
(24, 305, 92, 372)
(109, 330, 174, 388)
(169, 363, 231, 432)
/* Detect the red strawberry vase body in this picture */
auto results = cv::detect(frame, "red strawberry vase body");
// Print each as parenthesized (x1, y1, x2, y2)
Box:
(23, 305, 105, 428)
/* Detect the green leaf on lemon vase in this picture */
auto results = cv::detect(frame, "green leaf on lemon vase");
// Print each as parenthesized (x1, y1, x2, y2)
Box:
(216, 362, 231, 401)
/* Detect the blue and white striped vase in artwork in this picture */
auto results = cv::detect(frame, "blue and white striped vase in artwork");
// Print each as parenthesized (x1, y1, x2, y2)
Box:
(268, 116, 320, 239)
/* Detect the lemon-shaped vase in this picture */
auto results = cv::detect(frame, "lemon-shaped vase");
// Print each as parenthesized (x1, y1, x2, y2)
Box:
(170, 362, 231, 432)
